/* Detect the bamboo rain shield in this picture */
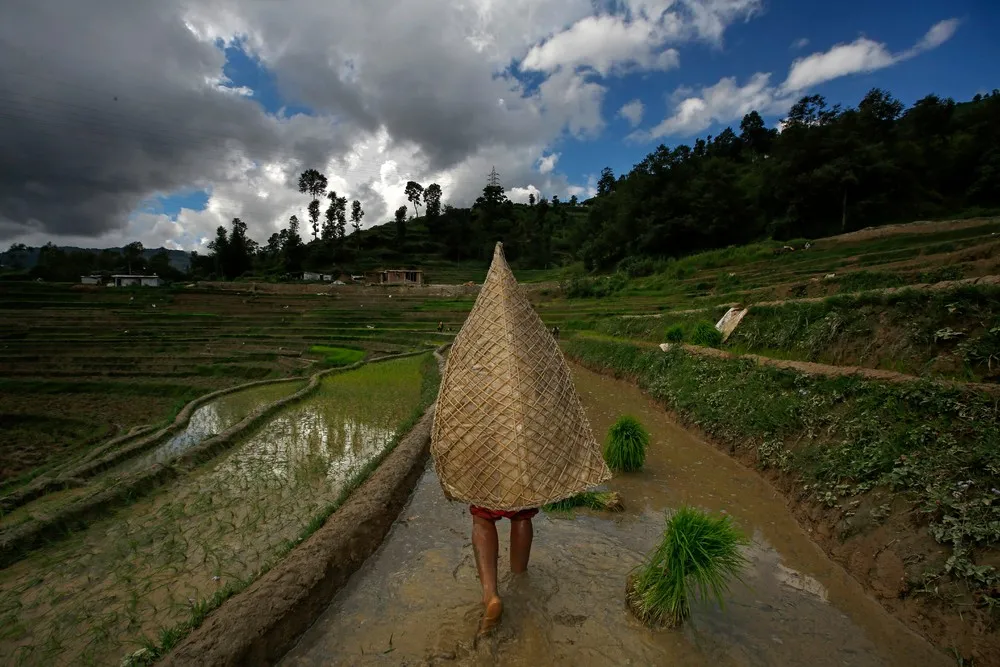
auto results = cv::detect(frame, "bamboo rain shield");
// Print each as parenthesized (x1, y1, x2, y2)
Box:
(431, 243, 611, 510)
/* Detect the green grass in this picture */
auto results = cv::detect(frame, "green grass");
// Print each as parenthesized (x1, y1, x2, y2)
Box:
(690, 321, 723, 347)
(726, 284, 1000, 381)
(308, 345, 367, 366)
(603, 415, 650, 472)
(627, 506, 749, 627)
(542, 491, 624, 513)
(564, 337, 1000, 605)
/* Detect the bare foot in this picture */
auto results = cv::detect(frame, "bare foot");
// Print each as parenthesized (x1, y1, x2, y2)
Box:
(478, 595, 503, 635)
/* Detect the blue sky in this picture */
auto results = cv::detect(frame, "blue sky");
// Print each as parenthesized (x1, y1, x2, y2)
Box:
(4, 0, 994, 250)
(556, 0, 998, 182)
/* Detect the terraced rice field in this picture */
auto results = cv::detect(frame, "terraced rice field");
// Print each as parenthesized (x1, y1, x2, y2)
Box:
(0, 355, 432, 666)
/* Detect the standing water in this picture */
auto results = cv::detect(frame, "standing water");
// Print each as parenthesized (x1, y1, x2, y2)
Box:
(120, 380, 306, 472)
(0, 356, 427, 666)
(281, 365, 947, 666)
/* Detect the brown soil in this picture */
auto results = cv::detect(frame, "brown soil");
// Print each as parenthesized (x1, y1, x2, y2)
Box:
(820, 217, 1000, 243)
(682, 344, 1000, 395)
(160, 406, 435, 667)
(568, 356, 1000, 665)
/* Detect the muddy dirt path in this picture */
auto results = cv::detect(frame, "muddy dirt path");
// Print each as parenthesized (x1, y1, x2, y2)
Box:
(279, 365, 947, 667)
(682, 344, 1000, 394)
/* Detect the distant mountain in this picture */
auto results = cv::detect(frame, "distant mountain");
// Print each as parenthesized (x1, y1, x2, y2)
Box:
(2, 246, 191, 271)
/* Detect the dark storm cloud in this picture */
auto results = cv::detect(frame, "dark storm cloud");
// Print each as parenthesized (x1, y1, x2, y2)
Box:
(0, 0, 353, 239)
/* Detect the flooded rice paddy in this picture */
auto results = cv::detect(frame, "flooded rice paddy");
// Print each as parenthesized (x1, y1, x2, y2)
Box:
(120, 380, 307, 472)
(0, 355, 428, 666)
(0, 380, 306, 532)
(282, 365, 947, 667)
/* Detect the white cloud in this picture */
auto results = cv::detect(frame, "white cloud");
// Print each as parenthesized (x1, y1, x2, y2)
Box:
(782, 37, 896, 91)
(640, 18, 961, 140)
(906, 18, 961, 55)
(537, 153, 559, 174)
(1, 0, 764, 249)
(783, 18, 960, 91)
(508, 185, 541, 203)
(638, 72, 788, 138)
(618, 99, 645, 127)
(520, 14, 679, 76)
(791, 37, 809, 50)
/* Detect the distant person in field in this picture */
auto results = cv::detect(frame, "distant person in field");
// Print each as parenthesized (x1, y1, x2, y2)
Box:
(438, 321, 444, 332)
(430, 243, 610, 635)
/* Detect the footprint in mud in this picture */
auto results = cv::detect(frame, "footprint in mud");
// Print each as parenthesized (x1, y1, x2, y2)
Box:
(553, 611, 588, 627)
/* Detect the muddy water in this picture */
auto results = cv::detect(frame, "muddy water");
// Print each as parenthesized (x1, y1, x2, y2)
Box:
(281, 365, 947, 667)
(0, 357, 426, 667)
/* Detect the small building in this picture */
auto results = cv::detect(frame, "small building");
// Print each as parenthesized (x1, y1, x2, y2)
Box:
(350, 274, 365, 283)
(321, 274, 334, 282)
(369, 269, 423, 286)
(303, 271, 321, 281)
(80, 275, 103, 285)
(112, 274, 162, 287)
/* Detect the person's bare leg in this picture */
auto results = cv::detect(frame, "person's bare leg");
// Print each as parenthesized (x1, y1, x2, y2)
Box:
(472, 516, 502, 633)
(510, 517, 533, 574)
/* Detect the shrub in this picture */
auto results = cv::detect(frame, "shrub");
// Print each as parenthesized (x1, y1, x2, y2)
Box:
(665, 325, 684, 343)
(603, 415, 650, 472)
(627, 506, 749, 627)
(690, 321, 723, 347)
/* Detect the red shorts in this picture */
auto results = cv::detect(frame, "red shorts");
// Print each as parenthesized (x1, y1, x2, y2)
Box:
(470, 505, 539, 522)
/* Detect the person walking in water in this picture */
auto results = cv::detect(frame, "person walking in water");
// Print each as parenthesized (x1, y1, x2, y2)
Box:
(430, 243, 610, 635)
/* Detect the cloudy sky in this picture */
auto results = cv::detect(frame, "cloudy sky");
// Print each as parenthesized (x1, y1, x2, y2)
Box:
(0, 0, 994, 251)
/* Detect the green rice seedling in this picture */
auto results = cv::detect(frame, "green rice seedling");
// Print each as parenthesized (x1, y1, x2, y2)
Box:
(308, 345, 366, 367)
(543, 490, 624, 513)
(627, 506, 749, 628)
(689, 321, 723, 347)
(603, 415, 650, 472)
(665, 325, 684, 343)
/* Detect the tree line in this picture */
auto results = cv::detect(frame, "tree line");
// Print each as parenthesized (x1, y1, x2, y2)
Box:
(578, 88, 1000, 270)
(5, 87, 998, 282)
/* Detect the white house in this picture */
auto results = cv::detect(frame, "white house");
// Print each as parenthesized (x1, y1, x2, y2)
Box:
(303, 271, 321, 281)
(112, 274, 163, 287)
(80, 275, 102, 285)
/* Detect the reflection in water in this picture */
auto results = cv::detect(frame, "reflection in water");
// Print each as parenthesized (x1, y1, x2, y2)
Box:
(122, 381, 303, 471)
(281, 365, 948, 667)
(222, 407, 394, 488)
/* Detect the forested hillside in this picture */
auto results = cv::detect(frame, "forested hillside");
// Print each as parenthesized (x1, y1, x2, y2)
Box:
(5, 88, 999, 282)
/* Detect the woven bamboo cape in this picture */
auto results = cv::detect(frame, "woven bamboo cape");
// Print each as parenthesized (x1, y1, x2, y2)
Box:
(431, 242, 611, 510)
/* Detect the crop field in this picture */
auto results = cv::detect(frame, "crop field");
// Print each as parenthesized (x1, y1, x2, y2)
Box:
(1, 216, 998, 664)
(0, 354, 436, 666)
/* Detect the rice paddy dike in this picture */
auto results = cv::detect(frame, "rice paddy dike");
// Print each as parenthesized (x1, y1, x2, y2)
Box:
(1, 216, 998, 664)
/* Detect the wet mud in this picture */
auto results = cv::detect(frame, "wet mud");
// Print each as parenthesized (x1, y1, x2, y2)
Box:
(281, 365, 948, 667)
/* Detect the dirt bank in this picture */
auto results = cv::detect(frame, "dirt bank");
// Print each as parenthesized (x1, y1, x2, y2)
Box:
(160, 404, 435, 667)
(681, 344, 1000, 395)
(821, 217, 999, 243)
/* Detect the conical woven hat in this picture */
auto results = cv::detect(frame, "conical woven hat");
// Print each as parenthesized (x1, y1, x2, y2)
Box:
(431, 243, 611, 510)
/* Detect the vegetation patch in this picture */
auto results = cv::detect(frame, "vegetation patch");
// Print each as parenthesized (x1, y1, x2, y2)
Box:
(603, 416, 650, 472)
(564, 338, 1000, 613)
(627, 506, 749, 627)
(308, 345, 366, 366)
(727, 285, 1000, 381)
(543, 491, 624, 514)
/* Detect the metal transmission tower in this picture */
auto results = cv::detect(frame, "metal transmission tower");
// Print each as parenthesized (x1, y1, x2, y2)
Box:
(487, 166, 501, 188)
